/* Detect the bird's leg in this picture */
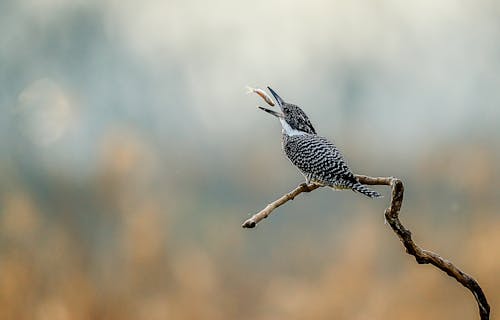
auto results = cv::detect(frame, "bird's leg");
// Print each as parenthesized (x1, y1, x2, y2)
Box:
(304, 173, 313, 185)
(298, 171, 316, 187)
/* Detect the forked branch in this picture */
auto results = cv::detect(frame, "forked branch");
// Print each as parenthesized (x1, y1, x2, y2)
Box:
(242, 175, 490, 319)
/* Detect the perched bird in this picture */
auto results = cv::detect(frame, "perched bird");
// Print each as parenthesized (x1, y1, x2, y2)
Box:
(258, 87, 381, 198)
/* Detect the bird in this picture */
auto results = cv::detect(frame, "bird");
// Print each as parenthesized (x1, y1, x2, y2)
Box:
(258, 86, 382, 199)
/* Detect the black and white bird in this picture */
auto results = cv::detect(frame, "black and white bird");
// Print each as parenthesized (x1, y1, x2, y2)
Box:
(258, 87, 381, 199)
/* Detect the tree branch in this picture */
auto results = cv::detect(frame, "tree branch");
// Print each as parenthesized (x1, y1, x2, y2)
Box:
(242, 175, 490, 319)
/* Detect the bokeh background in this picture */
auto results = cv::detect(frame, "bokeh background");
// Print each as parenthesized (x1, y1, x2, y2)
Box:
(1, 0, 499, 319)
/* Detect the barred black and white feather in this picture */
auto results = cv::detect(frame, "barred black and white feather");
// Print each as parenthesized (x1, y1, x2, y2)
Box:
(283, 134, 382, 198)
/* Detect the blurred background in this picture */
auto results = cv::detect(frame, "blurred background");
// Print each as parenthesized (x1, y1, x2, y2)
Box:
(1, 0, 499, 319)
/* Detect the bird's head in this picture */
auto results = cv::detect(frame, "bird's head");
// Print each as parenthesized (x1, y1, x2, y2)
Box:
(259, 87, 316, 135)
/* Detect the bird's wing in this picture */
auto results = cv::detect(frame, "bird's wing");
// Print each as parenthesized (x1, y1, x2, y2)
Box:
(284, 134, 355, 184)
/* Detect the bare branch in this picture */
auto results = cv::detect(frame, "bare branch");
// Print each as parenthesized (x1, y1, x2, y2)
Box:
(241, 182, 321, 228)
(242, 174, 491, 319)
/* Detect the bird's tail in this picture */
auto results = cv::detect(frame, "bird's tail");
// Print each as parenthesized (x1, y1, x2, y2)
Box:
(351, 182, 382, 199)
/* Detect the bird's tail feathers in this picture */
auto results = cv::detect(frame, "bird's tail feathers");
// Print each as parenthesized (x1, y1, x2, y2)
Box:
(351, 182, 383, 199)
(324, 176, 383, 199)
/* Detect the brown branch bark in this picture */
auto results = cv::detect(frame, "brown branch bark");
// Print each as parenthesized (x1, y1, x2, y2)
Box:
(242, 175, 490, 320)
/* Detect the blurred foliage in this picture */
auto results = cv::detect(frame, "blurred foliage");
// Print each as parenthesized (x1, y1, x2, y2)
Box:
(1, 130, 498, 319)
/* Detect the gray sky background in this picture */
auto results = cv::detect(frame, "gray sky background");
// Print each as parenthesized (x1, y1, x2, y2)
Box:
(2, 0, 500, 163)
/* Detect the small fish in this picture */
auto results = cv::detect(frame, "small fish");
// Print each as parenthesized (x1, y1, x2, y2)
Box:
(246, 86, 275, 106)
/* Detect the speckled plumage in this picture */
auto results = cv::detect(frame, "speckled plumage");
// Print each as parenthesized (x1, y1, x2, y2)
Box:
(282, 133, 381, 198)
(262, 87, 381, 199)
(280, 103, 316, 135)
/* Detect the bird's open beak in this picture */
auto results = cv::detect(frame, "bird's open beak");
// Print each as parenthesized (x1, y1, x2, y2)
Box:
(267, 86, 284, 108)
(257, 86, 285, 118)
(258, 106, 283, 118)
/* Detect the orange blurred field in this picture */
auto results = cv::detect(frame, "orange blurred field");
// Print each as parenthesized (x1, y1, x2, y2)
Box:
(1, 134, 498, 319)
